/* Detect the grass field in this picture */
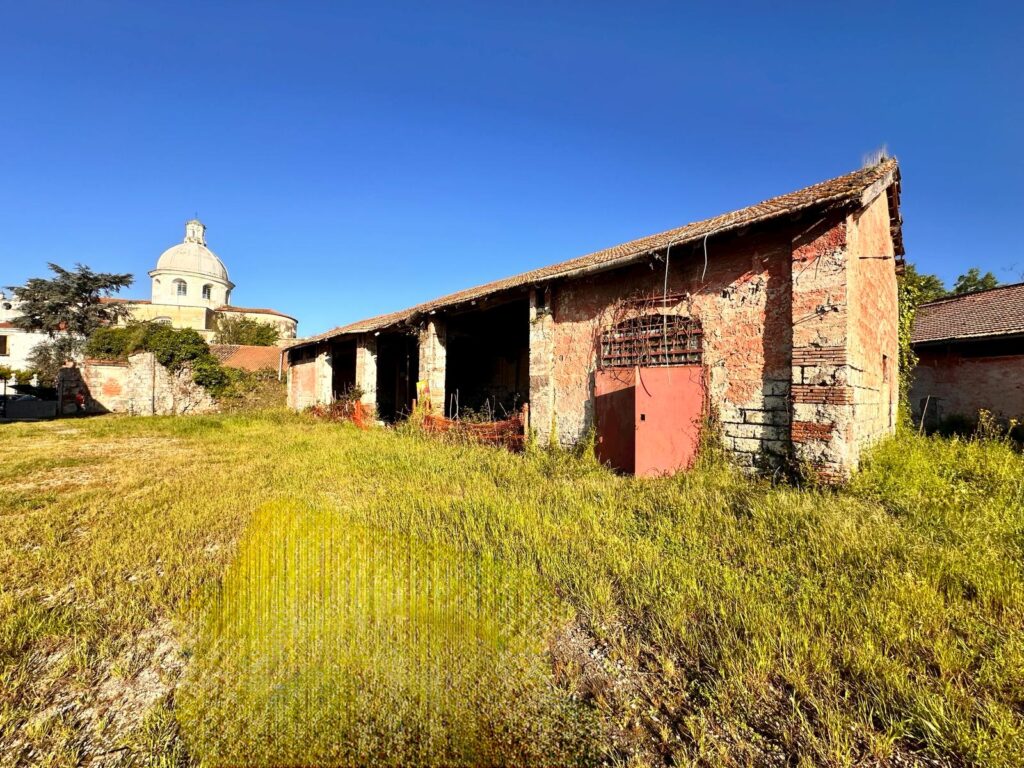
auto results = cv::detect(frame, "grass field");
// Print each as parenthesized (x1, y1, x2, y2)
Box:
(1, 412, 1022, 766)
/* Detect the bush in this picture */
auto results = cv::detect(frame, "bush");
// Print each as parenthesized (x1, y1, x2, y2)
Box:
(217, 368, 287, 412)
(84, 323, 232, 396)
(213, 315, 279, 346)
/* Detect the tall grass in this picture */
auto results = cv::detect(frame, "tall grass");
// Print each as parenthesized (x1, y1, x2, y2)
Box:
(1, 413, 1022, 766)
(178, 502, 596, 766)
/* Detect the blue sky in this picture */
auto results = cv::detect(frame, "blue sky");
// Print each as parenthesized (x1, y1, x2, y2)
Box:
(1, 2, 1021, 335)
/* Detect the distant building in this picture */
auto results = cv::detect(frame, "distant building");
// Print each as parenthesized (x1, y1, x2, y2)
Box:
(1, 220, 298, 375)
(117, 219, 298, 342)
(910, 283, 1024, 427)
(0, 294, 46, 373)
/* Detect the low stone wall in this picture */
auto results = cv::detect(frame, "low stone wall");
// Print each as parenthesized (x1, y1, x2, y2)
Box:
(78, 353, 217, 415)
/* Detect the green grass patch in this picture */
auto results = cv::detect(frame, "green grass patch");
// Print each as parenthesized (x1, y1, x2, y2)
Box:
(0, 414, 1021, 766)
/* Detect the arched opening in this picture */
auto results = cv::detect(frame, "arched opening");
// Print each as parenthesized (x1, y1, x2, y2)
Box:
(202, 284, 212, 300)
(174, 279, 187, 297)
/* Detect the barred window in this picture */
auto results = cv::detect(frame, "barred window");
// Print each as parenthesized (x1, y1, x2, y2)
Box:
(600, 315, 702, 368)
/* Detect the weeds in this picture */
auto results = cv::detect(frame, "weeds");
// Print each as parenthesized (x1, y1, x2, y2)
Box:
(0, 414, 1021, 766)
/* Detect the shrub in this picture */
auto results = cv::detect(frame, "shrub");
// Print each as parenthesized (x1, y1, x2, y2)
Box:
(84, 322, 232, 396)
(213, 315, 279, 346)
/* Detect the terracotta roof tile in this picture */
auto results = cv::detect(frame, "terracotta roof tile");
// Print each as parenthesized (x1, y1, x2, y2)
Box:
(216, 305, 296, 322)
(291, 159, 901, 349)
(912, 282, 1024, 344)
(209, 344, 284, 371)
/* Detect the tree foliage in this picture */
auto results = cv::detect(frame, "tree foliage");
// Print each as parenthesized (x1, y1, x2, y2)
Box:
(214, 315, 279, 346)
(952, 267, 999, 295)
(7, 263, 135, 386)
(8, 263, 134, 338)
(900, 264, 948, 303)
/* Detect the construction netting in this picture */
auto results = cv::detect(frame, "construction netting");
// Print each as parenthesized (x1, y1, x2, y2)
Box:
(419, 409, 527, 451)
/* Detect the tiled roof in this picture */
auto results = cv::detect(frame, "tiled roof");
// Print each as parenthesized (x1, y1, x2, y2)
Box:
(209, 344, 284, 371)
(99, 297, 150, 304)
(912, 282, 1024, 344)
(291, 159, 901, 349)
(216, 305, 297, 322)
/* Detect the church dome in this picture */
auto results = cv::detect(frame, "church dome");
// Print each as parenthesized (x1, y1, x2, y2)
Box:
(154, 220, 230, 281)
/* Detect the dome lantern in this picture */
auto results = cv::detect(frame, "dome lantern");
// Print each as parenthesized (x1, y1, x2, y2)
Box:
(184, 219, 207, 246)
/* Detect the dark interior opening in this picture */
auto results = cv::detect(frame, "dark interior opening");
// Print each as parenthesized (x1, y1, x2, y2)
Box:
(330, 339, 356, 399)
(444, 298, 529, 419)
(376, 332, 419, 422)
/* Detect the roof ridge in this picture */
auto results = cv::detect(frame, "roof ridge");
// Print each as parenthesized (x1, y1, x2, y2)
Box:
(293, 159, 900, 348)
(918, 280, 1024, 308)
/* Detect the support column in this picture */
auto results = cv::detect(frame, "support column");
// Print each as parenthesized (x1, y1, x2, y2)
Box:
(789, 221, 855, 481)
(418, 318, 446, 414)
(355, 335, 378, 412)
(315, 343, 333, 405)
(528, 287, 556, 444)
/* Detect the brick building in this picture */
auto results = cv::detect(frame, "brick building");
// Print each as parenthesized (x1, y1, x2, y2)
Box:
(910, 283, 1024, 427)
(287, 159, 905, 479)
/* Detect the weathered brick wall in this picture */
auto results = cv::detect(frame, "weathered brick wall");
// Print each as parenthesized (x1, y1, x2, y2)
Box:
(81, 353, 216, 415)
(287, 353, 318, 410)
(911, 351, 1024, 422)
(81, 359, 131, 413)
(846, 192, 899, 452)
(545, 226, 795, 470)
(788, 218, 854, 478)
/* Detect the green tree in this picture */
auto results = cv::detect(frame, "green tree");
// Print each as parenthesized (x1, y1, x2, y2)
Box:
(8, 263, 134, 386)
(213, 315, 279, 346)
(9, 263, 134, 337)
(901, 263, 947, 303)
(952, 267, 999, 295)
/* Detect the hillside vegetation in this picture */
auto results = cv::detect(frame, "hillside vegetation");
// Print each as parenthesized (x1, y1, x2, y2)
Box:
(0, 413, 1021, 766)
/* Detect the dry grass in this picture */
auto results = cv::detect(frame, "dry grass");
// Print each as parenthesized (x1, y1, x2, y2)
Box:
(0, 412, 1021, 766)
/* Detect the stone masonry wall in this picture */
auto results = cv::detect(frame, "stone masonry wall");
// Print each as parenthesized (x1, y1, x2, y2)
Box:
(418, 319, 446, 413)
(788, 219, 855, 479)
(355, 336, 378, 409)
(544, 225, 795, 470)
(81, 359, 131, 413)
(528, 287, 556, 441)
(82, 353, 216, 415)
(911, 351, 1024, 422)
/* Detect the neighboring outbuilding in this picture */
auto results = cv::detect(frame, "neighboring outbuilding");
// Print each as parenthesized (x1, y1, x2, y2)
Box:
(287, 159, 905, 480)
(910, 283, 1024, 428)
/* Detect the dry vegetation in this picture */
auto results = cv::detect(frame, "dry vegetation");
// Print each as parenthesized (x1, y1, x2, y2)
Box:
(0, 412, 1022, 766)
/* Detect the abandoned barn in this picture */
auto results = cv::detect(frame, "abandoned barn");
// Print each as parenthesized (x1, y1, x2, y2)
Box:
(287, 158, 904, 479)
(910, 282, 1024, 428)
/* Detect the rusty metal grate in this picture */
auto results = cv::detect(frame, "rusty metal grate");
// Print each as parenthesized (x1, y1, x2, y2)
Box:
(600, 315, 703, 368)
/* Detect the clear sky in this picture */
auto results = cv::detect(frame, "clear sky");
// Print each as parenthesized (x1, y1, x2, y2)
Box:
(1, 2, 1021, 336)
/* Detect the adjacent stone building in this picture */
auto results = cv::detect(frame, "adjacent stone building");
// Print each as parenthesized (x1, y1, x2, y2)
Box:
(910, 283, 1024, 427)
(287, 159, 905, 479)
